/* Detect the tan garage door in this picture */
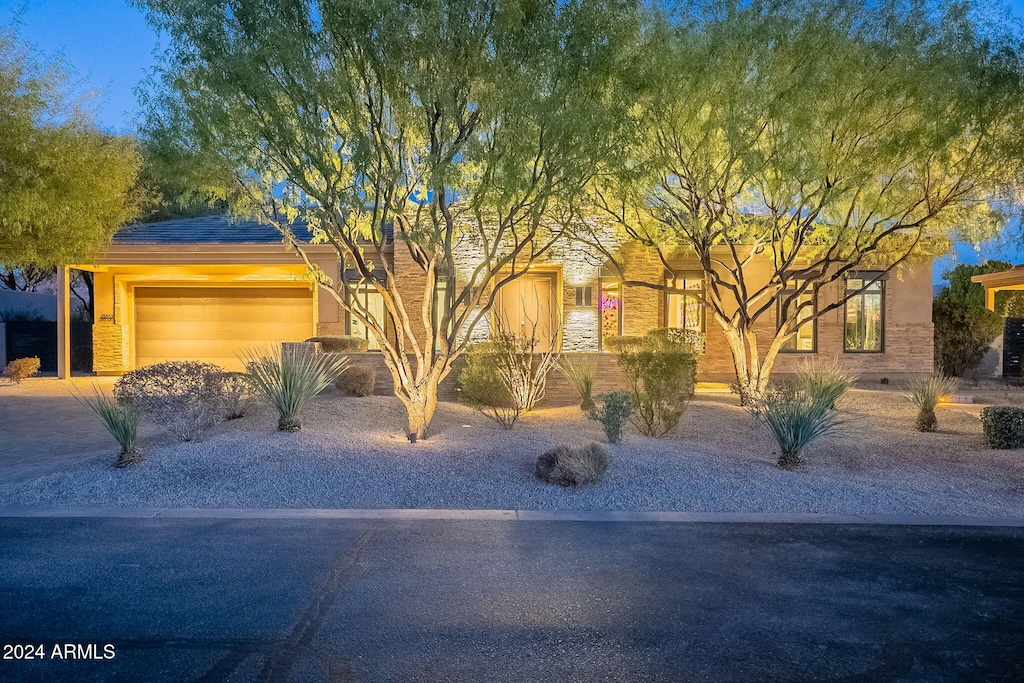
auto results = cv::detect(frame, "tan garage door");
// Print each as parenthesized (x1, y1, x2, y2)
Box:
(134, 287, 314, 371)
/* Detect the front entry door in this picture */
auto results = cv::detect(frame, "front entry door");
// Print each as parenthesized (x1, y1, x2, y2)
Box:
(494, 273, 558, 352)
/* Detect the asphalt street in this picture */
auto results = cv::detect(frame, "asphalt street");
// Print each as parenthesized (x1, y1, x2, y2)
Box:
(1, 518, 1022, 682)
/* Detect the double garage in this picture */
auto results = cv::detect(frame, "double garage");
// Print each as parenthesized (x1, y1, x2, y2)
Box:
(132, 286, 315, 371)
(55, 217, 344, 378)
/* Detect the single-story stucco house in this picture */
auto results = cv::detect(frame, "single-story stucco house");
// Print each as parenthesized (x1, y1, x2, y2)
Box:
(52, 214, 934, 383)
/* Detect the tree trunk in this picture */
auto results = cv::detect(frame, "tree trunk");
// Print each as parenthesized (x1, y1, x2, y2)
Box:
(401, 384, 439, 441)
(719, 320, 783, 405)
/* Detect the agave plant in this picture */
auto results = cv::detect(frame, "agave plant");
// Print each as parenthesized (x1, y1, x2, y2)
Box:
(556, 354, 598, 411)
(240, 344, 349, 432)
(905, 374, 961, 432)
(72, 384, 141, 468)
(795, 357, 858, 410)
(748, 388, 842, 469)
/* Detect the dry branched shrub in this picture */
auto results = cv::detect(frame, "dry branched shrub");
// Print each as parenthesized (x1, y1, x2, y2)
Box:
(114, 361, 225, 441)
(3, 357, 40, 383)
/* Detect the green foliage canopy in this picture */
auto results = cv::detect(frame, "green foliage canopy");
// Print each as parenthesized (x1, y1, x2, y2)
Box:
(136, 0, 642, 438)
(586, 0, 1024, 397)
(0, 25, 141, 268)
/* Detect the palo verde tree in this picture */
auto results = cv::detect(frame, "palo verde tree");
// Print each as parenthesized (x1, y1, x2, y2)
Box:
(583, 0, 1024, 401)
(0, 23, 142, 292)
(137, 0, 640, 439)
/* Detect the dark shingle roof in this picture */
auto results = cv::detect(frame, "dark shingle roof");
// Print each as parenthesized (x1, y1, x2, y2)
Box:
(112, 214, 313, 245)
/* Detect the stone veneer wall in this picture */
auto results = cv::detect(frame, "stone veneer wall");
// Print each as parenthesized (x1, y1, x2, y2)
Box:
(92, 322, 130, 374)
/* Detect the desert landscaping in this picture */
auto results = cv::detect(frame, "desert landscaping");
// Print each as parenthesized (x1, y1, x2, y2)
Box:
(2, 377, 1021, 517)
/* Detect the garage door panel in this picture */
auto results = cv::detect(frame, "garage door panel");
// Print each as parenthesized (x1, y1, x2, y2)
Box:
(133, 320, 304, 342)
(134, 287, 313, 371)
(136, 301, 312, 321)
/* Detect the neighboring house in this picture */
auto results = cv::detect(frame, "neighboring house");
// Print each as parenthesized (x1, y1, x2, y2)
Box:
(54, 215, 934, 381)
(972, 266, 1024, 378)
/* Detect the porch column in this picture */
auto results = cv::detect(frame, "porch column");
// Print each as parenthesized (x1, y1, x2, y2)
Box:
(985, 286, 996, 312)
(56, 265, 71, 379)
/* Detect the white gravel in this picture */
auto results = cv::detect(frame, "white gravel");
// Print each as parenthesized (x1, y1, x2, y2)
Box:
(2, 387, 1022, 516)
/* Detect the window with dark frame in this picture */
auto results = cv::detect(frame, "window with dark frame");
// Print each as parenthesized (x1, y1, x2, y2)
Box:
(432, 277, 455, 350)
(346, 282, 386, 351)
(844, 276, 884, 353)
(778, 286, 816, 353)
(665, 272, 704, 334)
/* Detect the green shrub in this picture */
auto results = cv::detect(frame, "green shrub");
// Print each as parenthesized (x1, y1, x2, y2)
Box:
(73, 385, 141, 467)
(458, 341, 520, 429)
(3, 357, 40, 383)
(305, 336, 369, 353)
(114, 361, 225, 441)
(241, 344, 349, 431)
(207, 371, 253, 420)
(336, 365, 376, 397)
(643, 327, 706, 353)
(980, 406, 1024, 449)
(587, 391, 634, 444)
(618, 331, 698, 437)
(748, 388, 842, 469)
(602, 336, 644, 354)
(1003, 292, 1024, 318)
(905, 374, 960, 432)
(795, 358, 857, 410)
(535, 443, 609, 487)
(556, 354, 597, 410)
(933, 261, 1007, 378)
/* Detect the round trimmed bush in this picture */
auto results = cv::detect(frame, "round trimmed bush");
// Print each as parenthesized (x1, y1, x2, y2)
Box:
(336, 366, 376, 396)
(981, 406, 1024, 449)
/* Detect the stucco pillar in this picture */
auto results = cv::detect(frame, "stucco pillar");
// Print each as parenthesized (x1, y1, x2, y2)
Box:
(56, 265, 71, 378)
(985, 286, 996, 312)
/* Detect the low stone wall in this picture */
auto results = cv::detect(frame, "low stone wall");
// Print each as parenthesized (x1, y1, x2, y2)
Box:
(339, 352, 628, 407)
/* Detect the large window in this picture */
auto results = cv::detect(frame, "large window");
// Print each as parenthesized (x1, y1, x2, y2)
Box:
(844, 276, 884, 352)
(778, 287, 816, 352)
(666, 273, 704, 333)
(347, 283, 386, 351)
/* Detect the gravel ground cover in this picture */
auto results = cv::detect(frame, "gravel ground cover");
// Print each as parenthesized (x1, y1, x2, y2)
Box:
(1, 385, 1022, 515)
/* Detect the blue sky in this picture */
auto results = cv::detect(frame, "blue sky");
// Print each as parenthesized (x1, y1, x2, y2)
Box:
(4, 0, 1024, 282)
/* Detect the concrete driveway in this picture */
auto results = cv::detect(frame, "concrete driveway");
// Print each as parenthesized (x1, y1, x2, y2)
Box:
(1, 518, 1022, 682)
(0, 378, 131, 484)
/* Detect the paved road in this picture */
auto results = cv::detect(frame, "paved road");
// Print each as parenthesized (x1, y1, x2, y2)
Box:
(1, 519, 1022, 682)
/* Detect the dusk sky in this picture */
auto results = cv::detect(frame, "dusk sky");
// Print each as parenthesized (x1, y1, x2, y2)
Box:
(5, 0, 1024, 281)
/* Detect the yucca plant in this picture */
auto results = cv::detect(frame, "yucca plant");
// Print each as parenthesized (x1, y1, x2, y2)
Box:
(905, 374, 961, 432)
(240, 344, 349, 432)
(748, 388, 842, 469)
(795, 357, 858, 410)
(72, 384, 141, 468)
(556, 354, 598, 411)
